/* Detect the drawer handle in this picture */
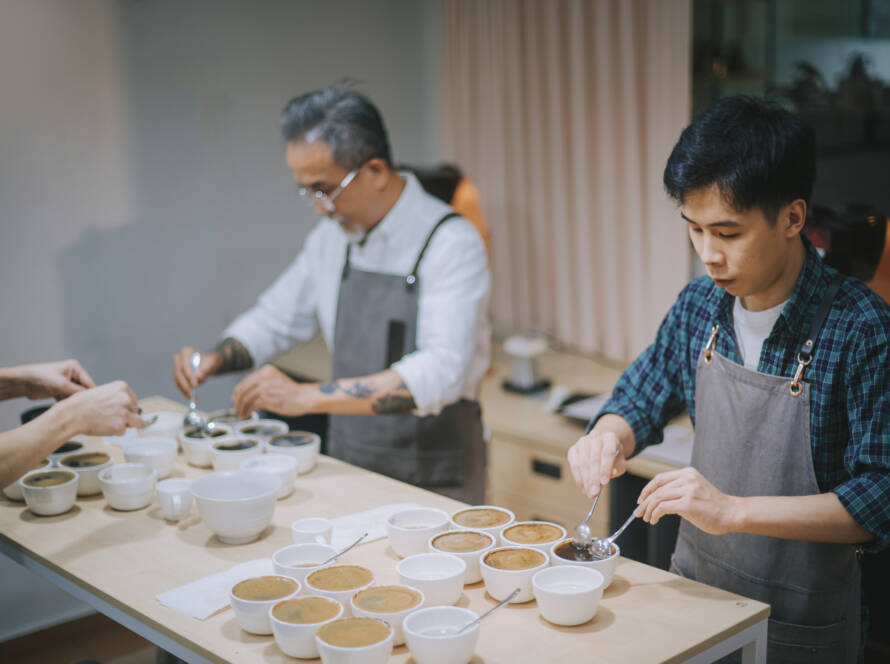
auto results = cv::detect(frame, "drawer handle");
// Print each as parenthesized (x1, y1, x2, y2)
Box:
(531, 459, 561, 479)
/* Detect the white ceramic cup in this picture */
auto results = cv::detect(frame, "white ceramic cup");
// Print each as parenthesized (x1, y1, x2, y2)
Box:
(156, 477, 194, 521)
(3, 459, 51, 501)
(270, 595, 344, 659)
(210, 436, 262, 471)
(123, 437, 178, 479)
(58, 451, 113, 496)
(241, 453, 297, 499)
(20, 468, 79, 516)
(500, 521, 567, 555)
(396, 553, 466, 607)
(479, 546, 550, 603)
(427, 529, 496, 585)
(386, 507, 450, 558)
(449, 505, 515, 538)
(403, 606, 480, 664)
(272, 543, 340, 586)
(292, 517, 333, 544)
(350, 584, 425, 646)
(136, 411, 183, 441)
(266, 431, 320, 474)
(235, 418, 289, 444)
(549, 539, 621, 588)
(532, 565, 605, 626)
(99, 463, 157, 511)
(229, 575, 300, 635)
(179, 424, 232, 468)
(315, 617, 394, 664)
(49, 439, 85, 466)
(304, 565, 376, 617)
(209, 408, 257, 427)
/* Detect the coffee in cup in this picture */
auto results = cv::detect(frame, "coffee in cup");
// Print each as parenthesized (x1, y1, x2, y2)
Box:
(60, 452, 111, 469)
(240, 424, 285, 438)
(272, 596, 341, 624)
(503, 522, 563, 545)
(484, 548, 546, 570)
(53, 440, 84, 455)
(316, 617, 391, 648)
(232, 576, 299, 602)
(183, 425, 227, 440)
(453, 507, 510, 529)
(212, 439, 259, 452)
(209, 409, 242, 424)
(23, 470, 76, 488)
(554, 539, 613, 561)
(432, 531, 493, 553)
(269, 432, 316, 448)
(307, 565, 374, 591)
(353, 585, 422, 614)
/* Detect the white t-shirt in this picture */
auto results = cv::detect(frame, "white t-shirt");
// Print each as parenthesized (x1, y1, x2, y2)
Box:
(732, 297, 788, 370)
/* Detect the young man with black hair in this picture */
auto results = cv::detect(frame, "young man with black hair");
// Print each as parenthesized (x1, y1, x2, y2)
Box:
(568, 96, 889, 662)
(172, 86, 490, 503)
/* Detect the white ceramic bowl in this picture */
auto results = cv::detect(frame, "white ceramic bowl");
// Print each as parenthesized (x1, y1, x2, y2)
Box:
(210, 436, 262, 471)
(500, 521, 567, 555)
(479, 546, 550, 603)
(396, 553, 466, 607)
(190, 470, 279, 544)
(386, 507, 450, 558)
(350, 584, 425, 646)
(49, 439, 85, 466)
(304, 565, 376, 617)
(449, 505, 515, 537)
(235, 418, 289, 443)
(179, 424, 232, 468)
(123, 437, 178, 479)
(229, 575, 300, 635)
(266, 431, 320, 474)
(20, 469, 79, 516)
(427, 529, 496, 585)
(315, 617, 394, 664)
(549, 539, 620, 588)
(292, 517, 333, 545)
(136, 411, 183, 440)
(272, 543, 340, 586)
(3, 459, 51, 501)
(99, 463, 157, 511)
(58, 451, 113, 496)
(241, 454, 297, 499)
(532, 565, 604, 626)
(270, 595, 344, 659)
(403, 606, 480, 664)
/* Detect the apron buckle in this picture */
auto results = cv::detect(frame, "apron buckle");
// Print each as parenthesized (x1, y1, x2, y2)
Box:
(788, 352, 812, 397)
(703, 325, 719, 365)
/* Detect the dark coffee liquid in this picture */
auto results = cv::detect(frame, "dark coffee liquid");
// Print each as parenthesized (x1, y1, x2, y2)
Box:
(55, 441, 83, 454)
(554, 539, 613, 562)
(240, 425, 283, 437)
(270, 433, 314, 447)
(24, 471, 75, 487)
(215, 440, 257, 452)
(61, 452, 110, 468)
(210, 410, 241, 424)
(184, 426, 227, 439)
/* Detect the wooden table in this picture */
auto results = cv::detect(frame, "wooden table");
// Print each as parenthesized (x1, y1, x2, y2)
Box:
(0, 397, 768, 663)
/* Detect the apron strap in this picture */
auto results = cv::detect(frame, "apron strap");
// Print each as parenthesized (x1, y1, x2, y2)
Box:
(406, 212, 461, 291)
(789, 273, 844, 396)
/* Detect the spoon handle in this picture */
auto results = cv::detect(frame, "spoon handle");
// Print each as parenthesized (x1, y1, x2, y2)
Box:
(582, 493, 600, 524)
(319, 532, 369, 566)
(457, 588, 520, 634)
(609, 511, 637, 543)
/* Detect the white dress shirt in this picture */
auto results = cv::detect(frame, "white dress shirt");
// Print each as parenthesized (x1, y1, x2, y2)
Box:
(223, 172, 491, 416)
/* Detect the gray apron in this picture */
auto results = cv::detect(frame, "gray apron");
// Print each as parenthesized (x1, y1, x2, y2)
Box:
(671, 276, 861, 663)
(327, 212, 486, 504)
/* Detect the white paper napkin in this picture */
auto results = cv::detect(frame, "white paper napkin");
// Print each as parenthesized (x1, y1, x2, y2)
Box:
(156, 557, 274, 619)
(330, 502, 420, 549)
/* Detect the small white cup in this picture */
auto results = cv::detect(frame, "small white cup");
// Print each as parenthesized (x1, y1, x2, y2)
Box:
(136, 411, 184, 440)
(427, 529, 496, 585)
(210, 436, 262, 471)
(270, 595, 344, 659)
(241, 453, 297, 499)
(235, 418, 289, 444)
(403, 606, 480, 664)
(123, 437, 178, 479)
(156, 478, 194, 521)
(179, 424, 232, 468)
(533, 565, 604, 626)
(20, 469, 79, 516)
(304, 565, 376, 617)
(386, 507, 450, 558)
(479, 546, 550, 603)
(99, 463, 157, 511)
(229, 575, 300, 635)
(351, 584, 425, 646)
(292, 517, 333, 544)
(58, 451, 113, 496)
(396, 553, 466, 607)
(549, 538, 621, 588)
(3, 459, 51, 501)
(272, 543, 340, 586)
(315, 617, 394, 664)
(266, 431, 320, 474)
(49, 439, 85, 466)
(449, 505, 515, 538)
(500, 521, 567, 555)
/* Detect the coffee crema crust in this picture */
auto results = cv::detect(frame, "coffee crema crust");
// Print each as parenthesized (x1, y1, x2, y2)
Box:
(307, 565, 374, 591)
(453, 508, 510, 528)
(232, 576, 298, 601)
(316, 617, 391, 648)
(272, 597, 340, 624)
(484, 548, 547, 570)
(503, 523, 563, 544)
(23, 470, 76, 487)
(353, 585, 422, 613)
(60, 452, 110, 468)
(432, 531, 492, 553)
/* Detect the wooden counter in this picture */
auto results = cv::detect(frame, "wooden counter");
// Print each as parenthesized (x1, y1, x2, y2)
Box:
(0, 397, 767, 663)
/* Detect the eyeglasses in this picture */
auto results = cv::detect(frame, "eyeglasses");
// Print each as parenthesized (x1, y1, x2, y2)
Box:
(296, 166, 360, 213)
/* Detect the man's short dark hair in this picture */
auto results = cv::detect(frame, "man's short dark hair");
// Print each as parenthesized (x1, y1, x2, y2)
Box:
(280, 86, 392, 170)
(663, 96, 816, 222)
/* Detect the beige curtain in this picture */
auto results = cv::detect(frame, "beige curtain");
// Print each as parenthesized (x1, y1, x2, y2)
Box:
(441, 0, 692, 361)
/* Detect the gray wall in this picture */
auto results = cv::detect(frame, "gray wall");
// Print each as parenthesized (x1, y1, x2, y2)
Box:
(0, 0, 441, 640)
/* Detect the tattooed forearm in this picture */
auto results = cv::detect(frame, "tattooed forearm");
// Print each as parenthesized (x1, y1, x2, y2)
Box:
(212, 337, 254, 374)
(318, 379, 376, 398)
(371, 381, 416, 414)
